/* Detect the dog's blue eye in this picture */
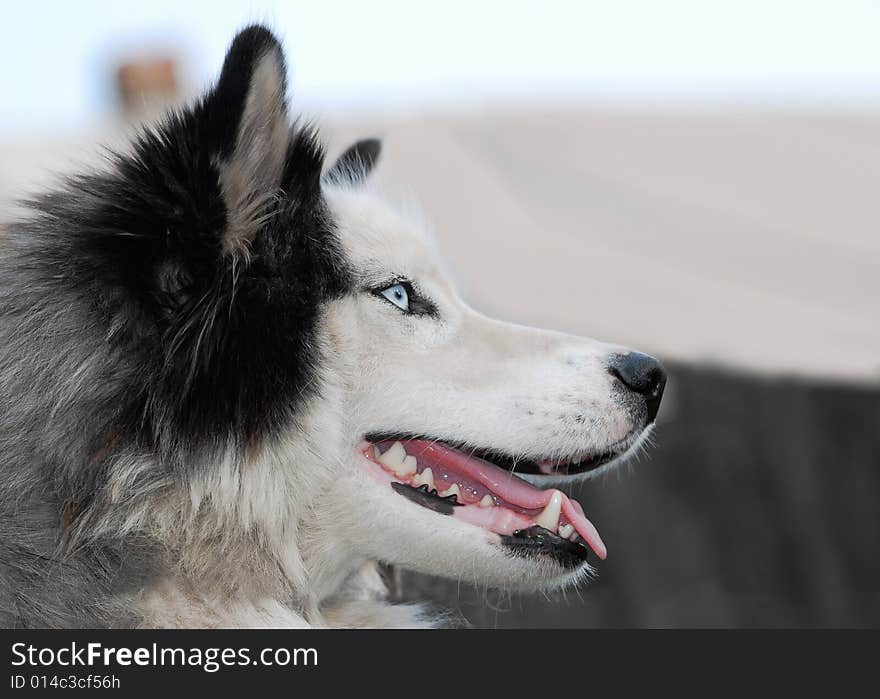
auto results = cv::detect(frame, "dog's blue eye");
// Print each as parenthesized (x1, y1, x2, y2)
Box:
(379, 283, 410, 312)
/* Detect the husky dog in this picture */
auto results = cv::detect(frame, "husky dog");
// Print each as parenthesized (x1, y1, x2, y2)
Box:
(0, 26, 665, 628)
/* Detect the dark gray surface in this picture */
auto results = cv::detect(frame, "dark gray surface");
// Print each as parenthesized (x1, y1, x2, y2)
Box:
(398, 363, 880, 627)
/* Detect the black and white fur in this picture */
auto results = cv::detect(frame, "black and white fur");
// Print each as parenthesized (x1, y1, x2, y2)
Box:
(0, 26, 661, 628)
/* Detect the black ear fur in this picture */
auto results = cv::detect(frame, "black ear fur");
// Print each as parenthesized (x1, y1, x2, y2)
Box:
(24, 25, 347, 452)
(208, 26, 288, 159)
(324, 138, 382, 185)
(204, 25, 295, 257)
(110, 25, 311, 311)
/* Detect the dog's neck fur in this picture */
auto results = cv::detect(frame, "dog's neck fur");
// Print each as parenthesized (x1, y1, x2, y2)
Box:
(80, 372, 418, 627)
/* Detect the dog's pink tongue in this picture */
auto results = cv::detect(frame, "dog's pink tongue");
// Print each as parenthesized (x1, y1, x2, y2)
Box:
(561, 497, 606, 560)
(404, 440, 606, 560)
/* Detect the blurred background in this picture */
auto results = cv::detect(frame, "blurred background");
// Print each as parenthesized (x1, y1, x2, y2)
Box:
(1, 1, 878, 627)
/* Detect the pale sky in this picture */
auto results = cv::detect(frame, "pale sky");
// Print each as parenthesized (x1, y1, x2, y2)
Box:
(2, 0, 880, 131)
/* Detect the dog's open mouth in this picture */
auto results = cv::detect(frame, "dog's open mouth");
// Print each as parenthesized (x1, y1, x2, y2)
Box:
(361, 436, 607, 568)
(474, 449, 618, 477)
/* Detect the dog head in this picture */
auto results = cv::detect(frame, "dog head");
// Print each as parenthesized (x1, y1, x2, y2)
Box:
(318, 165, 665, 590)
(14, 26, 664, 600)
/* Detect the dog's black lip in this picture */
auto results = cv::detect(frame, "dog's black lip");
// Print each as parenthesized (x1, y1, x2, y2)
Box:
(390, 481, 591, 568)
(390, 481, 462, 515)
(365, 432, 616, 476)
(501, 525, 590, 569)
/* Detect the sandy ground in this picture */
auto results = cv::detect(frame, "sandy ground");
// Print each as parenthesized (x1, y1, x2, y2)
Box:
(2, 107, 878, 381)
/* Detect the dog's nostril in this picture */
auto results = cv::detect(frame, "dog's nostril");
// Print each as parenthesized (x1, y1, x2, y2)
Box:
(608, 352, 667, 422)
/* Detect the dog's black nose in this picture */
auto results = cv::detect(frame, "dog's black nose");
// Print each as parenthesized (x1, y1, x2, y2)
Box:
(608, 352, 667, 422)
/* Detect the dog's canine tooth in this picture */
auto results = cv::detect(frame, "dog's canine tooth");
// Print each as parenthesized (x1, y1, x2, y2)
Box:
(378, 441, 407, 473)
(558, 523, 574, 539)
(479, 494, 494, 508)
(372, 445, 382, 459)
(440, 483, 461, 500)
(412, 467, 435, 490)
(399, 455, 418, 476)
(534, 490, 564, 533)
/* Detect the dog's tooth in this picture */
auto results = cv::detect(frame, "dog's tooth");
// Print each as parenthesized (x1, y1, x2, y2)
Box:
(534, 490, 563, 533)
(558, 523, 574, 539)
(372, 445, 382, 459)
(479, 494, 494, 508)
(440, 483, 461, 500)
(399, 455, 418, 477)
(422, 468, 435, 490)
(413, 467, 434, 490)
(378, 441, 407, 472)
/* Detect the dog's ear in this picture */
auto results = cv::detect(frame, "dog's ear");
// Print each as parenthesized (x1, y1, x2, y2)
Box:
(103, 25, 327, 313)
(324, 138, 382, 186)
(207, 25, 292, 257)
